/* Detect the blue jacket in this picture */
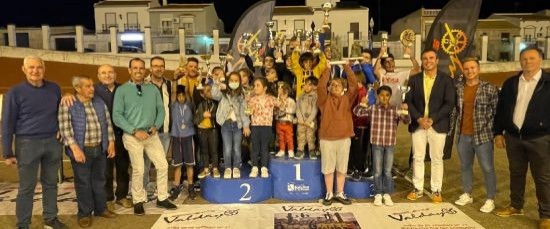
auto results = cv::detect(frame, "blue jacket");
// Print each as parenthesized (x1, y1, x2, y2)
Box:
(66, 98, 110, 158)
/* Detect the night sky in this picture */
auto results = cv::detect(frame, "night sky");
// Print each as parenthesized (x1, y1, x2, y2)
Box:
(0, 0, 549, 34)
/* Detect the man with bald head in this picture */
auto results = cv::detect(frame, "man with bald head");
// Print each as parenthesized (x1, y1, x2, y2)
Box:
(2, 56, 67, 228)
(95, 65, 133, 210)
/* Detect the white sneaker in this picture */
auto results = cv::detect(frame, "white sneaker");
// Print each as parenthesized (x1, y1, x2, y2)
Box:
(454, 193, 473, 206)
(373, 194, 383, 206)
(383, 194, 394, 206)
(275, 151, 285, 157)
(480, 199, 495, 213)
(249, 166, 258, 178)
(261, 167, 269, 178)
(288, 150, 295, 158)
(223, 168, 232, 179)
(233, 167, 241, 179)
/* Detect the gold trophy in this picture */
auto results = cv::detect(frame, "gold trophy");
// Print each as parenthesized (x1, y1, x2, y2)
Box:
(400, 29, 415, 59)
(380, 31, 389, 58)
(321, 2, 333, 32)
(295, 29, 304, 52)
(275, 32, 286, 63)
(251, 41, 263, 67)
(238, 33, 252, 56)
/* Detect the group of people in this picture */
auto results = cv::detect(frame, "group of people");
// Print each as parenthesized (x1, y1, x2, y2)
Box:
(2, 42, 550, 229)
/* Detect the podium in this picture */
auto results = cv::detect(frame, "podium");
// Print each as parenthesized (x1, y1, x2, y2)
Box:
(344, 177, 394, 198)
(270, 157, 324, 200)
(201, 165, 273, 204)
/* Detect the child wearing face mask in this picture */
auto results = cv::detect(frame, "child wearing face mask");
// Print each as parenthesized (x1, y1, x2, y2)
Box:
(211, 72, 251, 179)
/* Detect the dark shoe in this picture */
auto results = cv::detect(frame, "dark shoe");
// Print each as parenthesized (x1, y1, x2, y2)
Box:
(494, 206, 524, 217)
(156, 198, 178, 210)
(363, 170, 373, 180)
(322, 192, 333, 206)
(97, 210, 117, 218)
(334, 192, 352, 205)
(77, 216, 92, 228)
(309, 150, 318, 160)
(351, 170, 362, 181)
(169, 184, 184, 201)
(115, 198, 133, 208)
(43, 218, 68, 229)
(294, 150, 304, 160)
(134, 202, 145, 216)
(188, 186, 198, 200)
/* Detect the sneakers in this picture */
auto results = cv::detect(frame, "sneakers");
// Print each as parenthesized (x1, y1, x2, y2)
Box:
(249, 166, 259, 178)
(322, 192, 333, 206)
(309, 150, 318, 160)
(294, 150, 304, 160)
(373, 194, 383, 206)
(334, 192, 352, 205)
(383, 194, 394, 206)
(115, 198, 133, 208)
(134, 202, 145, 216)
(77, 216, 92, 228)
(261, 167, 269, 178)
(351, 170, 362, 181)
(480, 199, 495, 213)
(212, 168, 221, 178)
(233, 167, 241, 179)
(188, 186, 198, 200)
(106, 201, 116, 212)
(223, 168, 232, 179)
(168, 184, 184, 201)
(275, 151, 285, 157)
(288, 150, 295, 158)
(197, 168, 210, 179)
(431, 191, 443, 203)
(44, 217, 68, 229)
(363, 170, 373, 180)
(156, 198, 177, 210)
(495, 206, 523, 217)
(406, 189, 423, 200)
(454, 193, 473, 206)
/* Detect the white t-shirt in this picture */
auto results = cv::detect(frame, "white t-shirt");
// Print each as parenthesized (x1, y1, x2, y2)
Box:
(381, 70, 411, 106)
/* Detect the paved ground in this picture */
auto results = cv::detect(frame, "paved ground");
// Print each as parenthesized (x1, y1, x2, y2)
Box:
(0, 124, 542, 229)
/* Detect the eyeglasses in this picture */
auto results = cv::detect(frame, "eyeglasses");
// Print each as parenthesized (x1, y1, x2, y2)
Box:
(136, 84, 142, 96)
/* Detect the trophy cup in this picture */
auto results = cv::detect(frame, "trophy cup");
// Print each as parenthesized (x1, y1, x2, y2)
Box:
(400, 29, 415, 59)
(238, 33, 252, 56)
(218, 55, 227, 82)
(266, 21, 275, 47)
(321, 2, 333, 32)
(251, 41, 263, 67)
(398, 85, 411, 115)
(380, 31, 389, 58)
(275, 32, 286, 63)
(295, 29, 304, 52)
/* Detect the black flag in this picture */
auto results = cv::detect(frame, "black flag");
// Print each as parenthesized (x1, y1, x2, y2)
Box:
(227, 0, 275, 67)
(424, 0, 482, 160)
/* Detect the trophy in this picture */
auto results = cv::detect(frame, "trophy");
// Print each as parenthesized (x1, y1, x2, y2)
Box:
(322, 2, 333, 32)
(275, 32, 286, 63)
(251, 41, 263, 67)
(295, 29, 304, 52)
(398, 85, 411, 115)
(400, 29, 415, 59)
(218, 55, 227, 82)
(238, 33, 252, 56)
(380, 31, 389, 58)
(266, 21, 275, 47)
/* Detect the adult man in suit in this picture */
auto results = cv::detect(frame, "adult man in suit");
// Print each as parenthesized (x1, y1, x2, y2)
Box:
(493, 47, 550, 229)
(405, 49, 456, 203)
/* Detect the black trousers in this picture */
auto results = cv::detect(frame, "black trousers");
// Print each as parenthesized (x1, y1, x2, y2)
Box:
(349, 126, 371, 172)
(105, 133, 130, 201)
(505, 134, 550, 219)
(198, 128, 219, 168)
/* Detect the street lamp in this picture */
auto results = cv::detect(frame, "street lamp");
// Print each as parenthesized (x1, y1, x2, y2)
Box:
(369, 18, 374, 50)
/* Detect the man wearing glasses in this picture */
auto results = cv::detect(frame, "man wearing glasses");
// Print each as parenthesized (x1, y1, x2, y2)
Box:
(112, 58, 177, 215)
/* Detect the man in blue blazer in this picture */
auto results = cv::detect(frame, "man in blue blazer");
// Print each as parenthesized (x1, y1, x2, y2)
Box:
(405, 49, 456, 203)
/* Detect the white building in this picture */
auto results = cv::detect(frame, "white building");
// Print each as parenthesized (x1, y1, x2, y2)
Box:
(93, 0, 157, 34)
(488, 13, 550, 47)
(273, 0, 370, 58)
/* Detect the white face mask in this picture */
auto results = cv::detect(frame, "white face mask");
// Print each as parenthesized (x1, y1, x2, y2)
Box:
(228, 82, 240, 90)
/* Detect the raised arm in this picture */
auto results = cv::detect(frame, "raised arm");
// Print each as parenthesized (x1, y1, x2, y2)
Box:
(317, 66, 330, 107)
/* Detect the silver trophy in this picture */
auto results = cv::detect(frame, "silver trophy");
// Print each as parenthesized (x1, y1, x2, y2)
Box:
(275, 32, 286, 63)
(322, 2, 333, 32)
(380, 31, 389, 58)
(398, 85, 411, 115)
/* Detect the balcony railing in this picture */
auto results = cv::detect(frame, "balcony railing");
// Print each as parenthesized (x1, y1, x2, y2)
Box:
(124, 24, 140, 32)
(101, 24, 118, 32)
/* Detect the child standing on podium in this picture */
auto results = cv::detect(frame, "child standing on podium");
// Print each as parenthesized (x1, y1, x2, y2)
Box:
(295, 76, 319, 160)
(353, 85, 410, 206)
(274, 82, 296, 159)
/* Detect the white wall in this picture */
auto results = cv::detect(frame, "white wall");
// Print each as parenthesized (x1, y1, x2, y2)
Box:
(94, 6, 151, 33)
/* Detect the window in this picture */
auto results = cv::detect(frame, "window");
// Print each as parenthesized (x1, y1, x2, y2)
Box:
(180, 16, 195, 34)
(161, 19, 173, 35)
(126, 12, 139, 31)
(105, 13, 117, 30)
(350, 22, 359, 40)
(294, 20, 305, 31)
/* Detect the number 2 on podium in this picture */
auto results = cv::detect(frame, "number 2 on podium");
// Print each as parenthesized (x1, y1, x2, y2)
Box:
(294, 163, 304, 181)
(240, 183, 251, 201)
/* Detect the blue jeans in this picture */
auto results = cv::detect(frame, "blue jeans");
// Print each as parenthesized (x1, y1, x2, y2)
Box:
(71, 146, 107, 218)
(457, 135, 497, 199)
(143, 132, 170, 194)
(221, 121, 242, 169)
(14, 136, 62, 228)
(372, 145, 394, 194)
